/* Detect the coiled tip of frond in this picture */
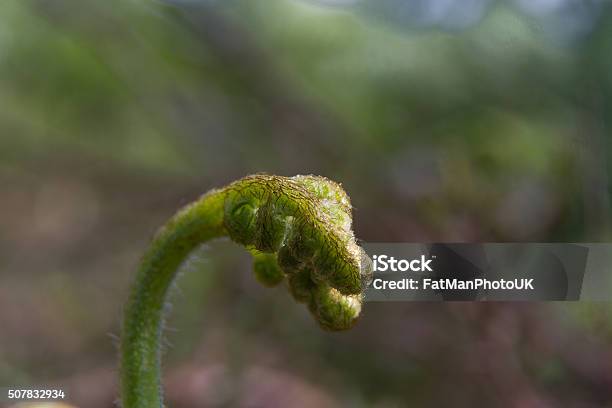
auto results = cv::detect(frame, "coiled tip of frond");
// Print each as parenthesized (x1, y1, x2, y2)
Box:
(223, 174, 372, 331)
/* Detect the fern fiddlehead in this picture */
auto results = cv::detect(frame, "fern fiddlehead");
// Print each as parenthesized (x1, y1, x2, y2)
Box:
(120, 174, 372, 408)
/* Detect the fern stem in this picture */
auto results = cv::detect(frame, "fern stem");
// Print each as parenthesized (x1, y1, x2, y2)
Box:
(120, 190, 226, 408)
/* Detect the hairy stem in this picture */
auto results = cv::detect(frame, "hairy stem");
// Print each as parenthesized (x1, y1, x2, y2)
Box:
(120, 190, 226, 408)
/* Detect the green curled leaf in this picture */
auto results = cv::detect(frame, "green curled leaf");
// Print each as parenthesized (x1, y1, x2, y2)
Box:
(222, 174, 372, 329)
(250, 250, 285, 287)
(308, 284, 362, 331)
(287, 267, 316, 303)
(223, 191, 259, 247)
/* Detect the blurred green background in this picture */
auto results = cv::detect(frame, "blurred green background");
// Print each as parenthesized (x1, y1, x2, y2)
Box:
(1, 0, 612, 407)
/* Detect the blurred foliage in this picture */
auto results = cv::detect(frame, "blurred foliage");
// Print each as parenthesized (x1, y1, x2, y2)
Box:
(1, 0, 612, 407)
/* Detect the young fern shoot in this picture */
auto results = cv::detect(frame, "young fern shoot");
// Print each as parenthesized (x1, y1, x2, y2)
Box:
(120, 174, 373, 408)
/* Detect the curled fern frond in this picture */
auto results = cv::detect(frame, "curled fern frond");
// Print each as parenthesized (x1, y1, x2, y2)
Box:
(120, 174, 371, 408)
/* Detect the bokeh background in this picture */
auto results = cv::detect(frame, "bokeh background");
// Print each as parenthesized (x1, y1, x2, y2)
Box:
(2, 0, 612, 407)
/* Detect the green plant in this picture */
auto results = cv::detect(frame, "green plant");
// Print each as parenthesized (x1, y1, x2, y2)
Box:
(120, 174, 372, 408)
